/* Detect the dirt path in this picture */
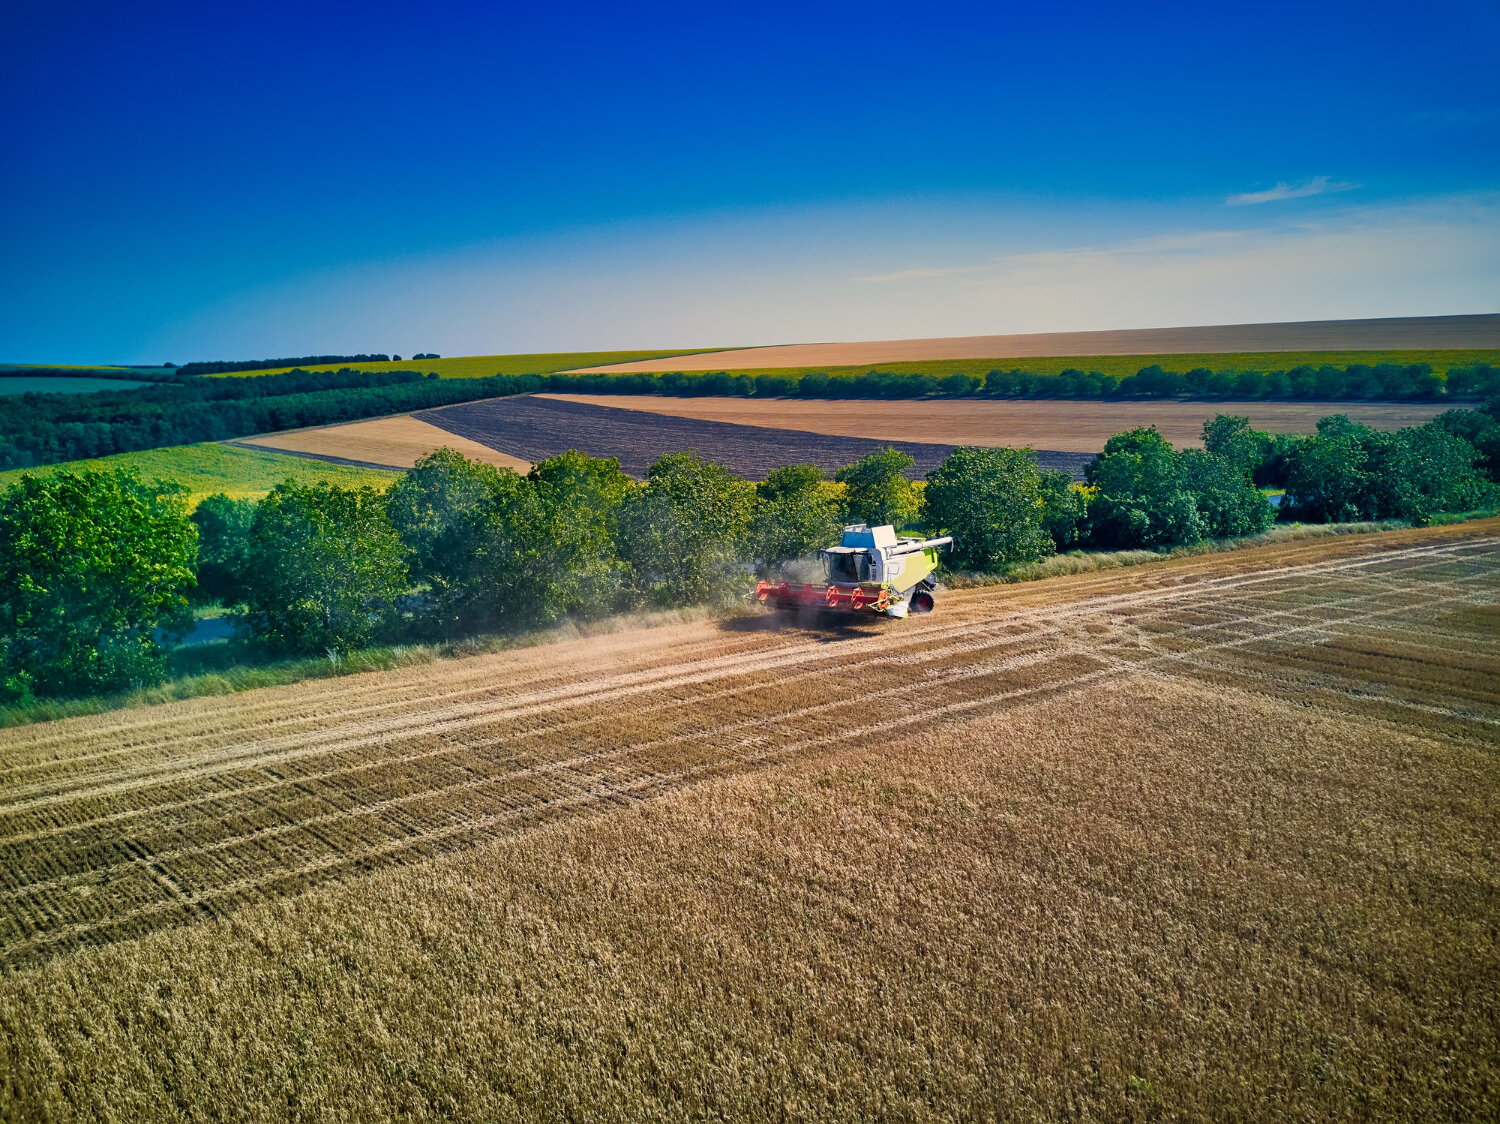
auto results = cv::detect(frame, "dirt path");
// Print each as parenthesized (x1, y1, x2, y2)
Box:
(0, 522, 1495, 969)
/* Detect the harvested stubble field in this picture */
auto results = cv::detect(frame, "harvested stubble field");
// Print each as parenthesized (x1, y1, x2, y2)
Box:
(566, 314, 1500, 372)
(415, 394, 1063, 478)
(0, 522, 1497, 1119)
(232, 415, 531, 472)
(544, 394, 1451, 452)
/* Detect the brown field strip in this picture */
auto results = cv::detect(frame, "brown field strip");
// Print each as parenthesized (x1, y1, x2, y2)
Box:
(542, 394, 1449, 450)
(232, 414, 531, 472)
(564, 314, 1500, 371)
(0, 523, 1495, 969)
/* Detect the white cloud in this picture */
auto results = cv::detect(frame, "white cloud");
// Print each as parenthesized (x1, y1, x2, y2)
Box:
(140, 192, 1500, 358)
(855, 264, 985, 284)
(1226, 176, 1357, 206)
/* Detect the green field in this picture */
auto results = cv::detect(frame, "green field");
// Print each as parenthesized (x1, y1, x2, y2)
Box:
(632, 348, 1500, 380)
(214, 349, 737, 379)
(0, 443, 396, 503)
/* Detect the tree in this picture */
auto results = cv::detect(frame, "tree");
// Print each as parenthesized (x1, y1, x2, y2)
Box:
(0, 469, 196, 698)
(1432, 406, 1500, 482)
(1085, 427, 1206, 548)
(835, 447, 921, 528)
(748, 464, 845, 572)
(1178, 449, 1276, 538)
(1281, 418, 1373, 522)
(1375, 425, 1493, 523)
(1201, 414, 1271, 479)
(923, 447, 1054, 571)
(386, 448, 516, 632)
(1039, 469, 1091, 550)
(191, 493, 255, 604)
(239, 482, 408, 653)
(519, 449, 634, 622)
(616, 452, 755, 605)
(388, 448, 635, 634)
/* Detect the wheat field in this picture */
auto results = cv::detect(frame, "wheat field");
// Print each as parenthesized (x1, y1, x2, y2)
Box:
(0, 522, 1496, 1119)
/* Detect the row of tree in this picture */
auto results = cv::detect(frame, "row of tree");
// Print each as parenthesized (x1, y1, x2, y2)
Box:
(2, 404, 1495, 702)
(13, 358, 1500, 473)
(177, 354, 400, 375)
(653, 362, 1488, 402)
(0, 369, 510, 469)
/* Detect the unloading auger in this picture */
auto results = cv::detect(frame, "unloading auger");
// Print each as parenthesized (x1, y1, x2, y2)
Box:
(755, 524, 954, 618)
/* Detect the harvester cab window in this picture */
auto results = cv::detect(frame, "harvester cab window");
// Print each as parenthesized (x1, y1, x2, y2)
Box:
(830, 552, 859, 582)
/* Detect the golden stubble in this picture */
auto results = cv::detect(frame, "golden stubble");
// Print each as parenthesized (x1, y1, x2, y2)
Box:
(0, 521, 1495, 1120)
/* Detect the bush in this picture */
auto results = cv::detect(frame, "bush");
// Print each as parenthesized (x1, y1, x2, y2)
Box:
(748, 465, 845, 572)
(0, 469, 197, 697)
(1085, 427, 1206, 548)
(616, 452, 755, 605)
(238, 482, 409, 653)
(1039, 470, 1092, 550)
(1282, 414, 1495, 523)
(191, 493, 256, 604)
(923, 447, 1054, 571)
(835, 447, 922, 528)
(1179, 449, 1276, 538)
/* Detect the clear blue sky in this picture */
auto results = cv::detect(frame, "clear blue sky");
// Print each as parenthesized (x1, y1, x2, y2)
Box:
(3, 0, 1497, 364)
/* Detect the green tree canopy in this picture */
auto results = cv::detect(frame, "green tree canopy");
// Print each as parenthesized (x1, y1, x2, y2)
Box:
(748, 464, 844, 572)
(387, 448, 522, 632)
(923, 447, 1054, 571)
(1201, 414, 1271, 480)
(1282, 414, 1495, 523)
(616, 452, 755, 605)
(0, 469, 197, 698)
(240, 482, 409, 653)
(1178, 448, 1276, 539)
(191, 493, 256, 605)
(1085, 427, 1206, 548)
(835, 447, 921, 529)
(1038, 468, 1091, 550)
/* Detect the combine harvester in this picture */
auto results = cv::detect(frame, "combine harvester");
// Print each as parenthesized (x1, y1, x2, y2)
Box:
(756, 524, 954, 619)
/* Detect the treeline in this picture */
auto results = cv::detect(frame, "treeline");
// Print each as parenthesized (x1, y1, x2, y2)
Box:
(177, 354, 402, 375)
(0, 368, 509, 469)
(3, 401, 1495, 703)
(606, 361, 1498, 401)
(14, 358, 1500, 472)
(0, 366, 187, 383)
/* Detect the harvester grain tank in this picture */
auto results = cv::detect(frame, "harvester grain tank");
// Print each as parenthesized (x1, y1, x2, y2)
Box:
(755, 524, 954, 618)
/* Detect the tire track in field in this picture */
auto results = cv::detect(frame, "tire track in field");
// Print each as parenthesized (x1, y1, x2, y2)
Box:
(0, 629, 799, 776)
(2, 542, 1482, 839)
(0, 535, 1476, 784)
(3, 538, 1479, 812)
(0, 535, 1472, 771)
(2, 539, 1494, 956)
(0, 540, 1488, 840)
(4, 557, 1496, 961)
(7, 568, 1496, 966)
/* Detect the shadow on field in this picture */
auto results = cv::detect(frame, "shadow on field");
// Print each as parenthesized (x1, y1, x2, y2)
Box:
(721, 610, 886, 640)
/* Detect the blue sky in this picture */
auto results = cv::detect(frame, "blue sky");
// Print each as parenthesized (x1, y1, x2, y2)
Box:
(3, 0, 1497, 364)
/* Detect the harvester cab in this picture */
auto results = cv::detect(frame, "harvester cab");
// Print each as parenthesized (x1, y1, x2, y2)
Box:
(756, 524, 954, 618)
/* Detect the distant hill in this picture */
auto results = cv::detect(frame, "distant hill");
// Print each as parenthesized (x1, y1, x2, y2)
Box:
(564, 314, 1500, 373)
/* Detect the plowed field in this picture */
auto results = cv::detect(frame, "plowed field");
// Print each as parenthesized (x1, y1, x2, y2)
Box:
(542, 394, 1450, 451)
(2, 522, 1497, 1119)
(415, 394, 1049, 478)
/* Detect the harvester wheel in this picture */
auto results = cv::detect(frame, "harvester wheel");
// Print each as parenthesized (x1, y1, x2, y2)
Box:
(910, 589, 935, 613)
